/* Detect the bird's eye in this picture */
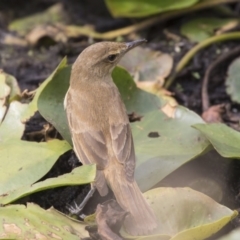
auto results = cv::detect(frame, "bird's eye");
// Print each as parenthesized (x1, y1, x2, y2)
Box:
(107, 54, 118, 62)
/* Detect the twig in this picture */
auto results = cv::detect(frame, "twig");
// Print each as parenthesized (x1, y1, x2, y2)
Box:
(165, 32, 240, 88)
(202, 46, 240, 111)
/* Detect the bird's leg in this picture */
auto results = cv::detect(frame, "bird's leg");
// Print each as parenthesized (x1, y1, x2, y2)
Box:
(67, 186, 96, 215)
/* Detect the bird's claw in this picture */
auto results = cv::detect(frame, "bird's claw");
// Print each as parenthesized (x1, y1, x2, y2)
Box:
(66, 201, 83, 215)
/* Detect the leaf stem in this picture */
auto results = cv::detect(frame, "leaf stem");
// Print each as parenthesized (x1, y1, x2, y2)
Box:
(165, 31, 240, 88)
(67, 0, 239, 40)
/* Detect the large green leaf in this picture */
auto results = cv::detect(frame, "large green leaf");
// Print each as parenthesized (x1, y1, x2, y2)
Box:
(37, 66, 71, 144)
(134, 108, 209, 192)
(0, 101, 28, 142)
(226, 57, 240, 104)
(0, 203, 89, 239)
(193, 123, 240, 158)
(181, 17, 239, 42)
(105, 0, 200, 18)
(21, 57, 67, 122)
(0, 139, 71, 195)
(112, 66, 163, 114)
(121, 188, 237, 240)
(0, 164, 95, 205)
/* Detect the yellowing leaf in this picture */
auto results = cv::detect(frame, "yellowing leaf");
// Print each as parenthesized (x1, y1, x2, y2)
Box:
(121, 188, 237, 240)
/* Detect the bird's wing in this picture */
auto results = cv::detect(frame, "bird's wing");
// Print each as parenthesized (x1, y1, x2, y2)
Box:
(65, 90, 108, 170)
(110, 121, 136, 183)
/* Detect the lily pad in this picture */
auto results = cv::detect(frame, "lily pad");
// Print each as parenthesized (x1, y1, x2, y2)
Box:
(181, 17, 239, 42)
(0, 164, 96, 205)
(0, 101, 28, 142)
(112, 66, 163, 115)
(133, 107, 209, 192)
(21, 57, 67, 122)
(0, 139, 71, 195)
(226, 57, 240, 104)
(121, 188, 237, 240)
(105, 0, 200, 18)
(193, 123, 240, 158)
(37, 65, 71, 144)
(0, 203, 89, 239)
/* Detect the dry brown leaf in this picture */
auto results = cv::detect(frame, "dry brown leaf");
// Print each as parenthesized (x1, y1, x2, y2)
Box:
(0, 32, 27, 46)
(26, 24, 68, 46)
(216, 20, 239, 35)
(119, 47, 173, 85)
(161, 103, 177, 118)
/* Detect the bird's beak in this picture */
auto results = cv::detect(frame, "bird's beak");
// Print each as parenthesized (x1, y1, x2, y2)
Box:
(125, 39, 147, 52)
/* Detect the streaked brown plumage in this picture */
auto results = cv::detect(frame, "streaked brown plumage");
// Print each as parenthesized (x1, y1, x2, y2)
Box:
(64, 40, 157, 235)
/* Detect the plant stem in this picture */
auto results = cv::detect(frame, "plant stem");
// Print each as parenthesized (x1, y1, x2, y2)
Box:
(165, 31, 240, 88)
(67, 0, 239, 40)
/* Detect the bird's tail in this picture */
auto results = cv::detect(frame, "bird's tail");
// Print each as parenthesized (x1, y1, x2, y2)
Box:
(105, 168, 157, 236)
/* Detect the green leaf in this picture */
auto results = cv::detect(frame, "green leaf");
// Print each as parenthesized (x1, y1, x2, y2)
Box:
(193, 123, 240, 158)
(0, 101, 28, 143)
(0, 164, 96, 205)
(4, 72, 21, 102)
(112, 66, 163, 115)
(181, 17, 239, 42)
(21, 57, 67, 122)
(121, 188, 237, 240)
(105, 0, 200, 18)
(0, 73, 10, 100)
(226, 57, 240, 104)
(9, 3, 67, 35)
(134, 107, 210, 192)
(0, 203, 88, 239)
(38, 66, 71, 144)
(0, 71, 21, 104)
(0, 139, 71, 195)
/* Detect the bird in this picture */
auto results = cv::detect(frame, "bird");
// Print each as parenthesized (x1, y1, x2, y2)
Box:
(64, 39, 157, 236)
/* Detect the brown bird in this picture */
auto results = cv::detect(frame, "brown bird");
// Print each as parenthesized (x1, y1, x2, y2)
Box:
(64, 40, 157, 235)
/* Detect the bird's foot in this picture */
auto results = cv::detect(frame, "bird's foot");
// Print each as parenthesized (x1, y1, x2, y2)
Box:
(66, 201, 83, 215)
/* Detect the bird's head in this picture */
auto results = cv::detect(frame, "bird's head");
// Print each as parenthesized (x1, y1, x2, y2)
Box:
(72, 39, 147, 79)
